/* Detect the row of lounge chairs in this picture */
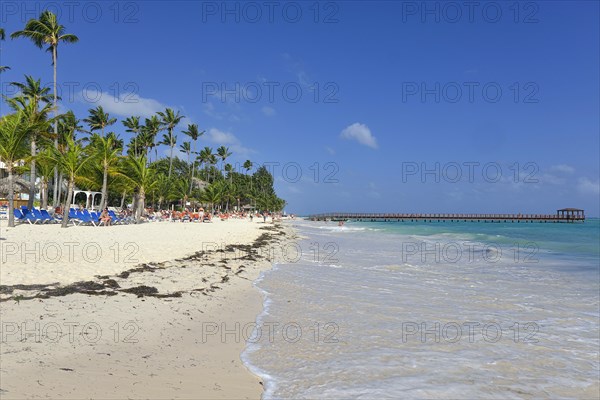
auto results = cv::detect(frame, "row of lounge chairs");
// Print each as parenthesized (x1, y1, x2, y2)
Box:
(13, 206, 130, 226)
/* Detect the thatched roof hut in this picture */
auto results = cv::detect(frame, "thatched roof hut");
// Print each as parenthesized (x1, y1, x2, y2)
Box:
(0, 177, 29, 197)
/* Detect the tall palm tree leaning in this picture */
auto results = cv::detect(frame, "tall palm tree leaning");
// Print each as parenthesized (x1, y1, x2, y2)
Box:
(182, 124, 204, 192)
(0, 27, 10, 72)
(9, 75, 54, 209)
(83, 105, 116, 138)
(0, 112, 36, 227)
(157, 108, 184, 178)
(12, 10, 79, 207)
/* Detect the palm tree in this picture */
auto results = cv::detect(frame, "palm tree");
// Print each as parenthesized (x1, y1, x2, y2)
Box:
(200, 183, 222, 213)
(199, 146, 213, 181)
(83, 106, 116, 137)
(243, 159, 253, 190)
(42, 136, 92, 227)
(55, 111, 83, 204)
(35, 147, 55, 209)
(8, 75, 54, 209)
(180, 141, 192, 174)
(89, 133, 121, 210)
(216, 145, 231, 171)
(153, 173, 172, 210)
(182, 124, 204, 191)
(224, 163, 233, 183)
(142, 115, 162, 161)
(122, 116, 142, 156)
(157, 108, 184, 178)
(118, 155, 156, 223)
(10, 75, 53, 104)
(12, 11, 79, 206)
(0, 27, 10, 72)
(171, 177, 191, 210)
(57, 110, 83, 142)
(0, 112, 35, 227)
(159, 131, 178, 175)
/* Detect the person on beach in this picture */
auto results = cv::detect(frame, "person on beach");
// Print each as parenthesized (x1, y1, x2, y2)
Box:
(100, 207, 112, 226)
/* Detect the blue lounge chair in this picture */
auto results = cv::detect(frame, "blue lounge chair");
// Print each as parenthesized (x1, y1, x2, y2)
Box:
(90, 211, 105, 226)
(83, 210, 101, 227)
(13, 209, 27, 223)
(108, 210, 124, 224)
(68, 209, 82, 226)
(19, 208, 41, 224)
(77, 210, 96, 226)
(31, 208, 51, 224)
(40, 209, 58, 223)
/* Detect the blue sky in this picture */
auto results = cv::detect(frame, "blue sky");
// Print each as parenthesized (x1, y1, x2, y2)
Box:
(1, 1, 599, 215)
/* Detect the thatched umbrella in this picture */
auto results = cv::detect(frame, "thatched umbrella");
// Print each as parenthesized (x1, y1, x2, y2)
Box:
(0, 176, 29, 197)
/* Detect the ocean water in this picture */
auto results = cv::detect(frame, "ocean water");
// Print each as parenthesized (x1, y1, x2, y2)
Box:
(242, 219, 600, 399)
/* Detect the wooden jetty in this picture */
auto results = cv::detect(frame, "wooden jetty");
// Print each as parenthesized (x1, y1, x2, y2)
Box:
(308, 208, 585, 223)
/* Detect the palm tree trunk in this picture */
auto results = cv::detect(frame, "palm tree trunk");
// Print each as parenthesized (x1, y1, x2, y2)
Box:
(57, 172, 63, 205)
(120, 190, 126, 209)
(52, 46, 59, 207)
(190, 141, 196, 193)
(136, 189, 145, 223)
(100, 163, 108, 209)
(132, 192, 138, 216)
(7, 168, 15, 228)
(41, 178, 48, 209)
(28, 139, 36, 209)
(168, 142, 174, 178)
(61, 180, 74, 228)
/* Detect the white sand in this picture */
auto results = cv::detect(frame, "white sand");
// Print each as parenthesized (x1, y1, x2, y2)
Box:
(0, 219, 292, 399)
(1, 219, 265, 286)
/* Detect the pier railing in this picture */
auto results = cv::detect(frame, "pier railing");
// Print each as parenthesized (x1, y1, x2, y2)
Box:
(307, 213, 585, 223)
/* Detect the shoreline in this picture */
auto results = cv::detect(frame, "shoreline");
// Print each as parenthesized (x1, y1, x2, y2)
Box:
(0, 219, 293, 399)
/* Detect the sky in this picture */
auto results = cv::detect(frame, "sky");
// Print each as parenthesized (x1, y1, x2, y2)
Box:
(1, 1, 599, 216)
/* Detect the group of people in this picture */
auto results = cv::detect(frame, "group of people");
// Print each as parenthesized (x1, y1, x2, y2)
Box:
(49, 204, 290, 225)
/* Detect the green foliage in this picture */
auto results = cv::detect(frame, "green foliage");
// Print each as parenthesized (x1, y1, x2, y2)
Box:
(3, 13, 285, 214)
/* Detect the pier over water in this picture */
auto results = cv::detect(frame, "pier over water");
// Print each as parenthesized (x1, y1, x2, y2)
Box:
(308, 208, 585, 223)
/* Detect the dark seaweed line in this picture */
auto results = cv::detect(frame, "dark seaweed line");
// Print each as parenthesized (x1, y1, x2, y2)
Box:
(0, 226, 286, 303)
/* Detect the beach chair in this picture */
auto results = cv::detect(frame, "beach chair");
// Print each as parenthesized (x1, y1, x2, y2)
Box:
(13, 209, 28, 224)
(68, 209, 83, 226)
(108, 210, 123, 224)
(77, 210, 97, 226)
(19, 208, 41, 224)
(31, 208, 51, 224)
(41, 209, 59, 223)
(90, 211, 106, 226)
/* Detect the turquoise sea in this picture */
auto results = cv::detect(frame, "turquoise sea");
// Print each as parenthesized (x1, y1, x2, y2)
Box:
(243, 219, 599, 398)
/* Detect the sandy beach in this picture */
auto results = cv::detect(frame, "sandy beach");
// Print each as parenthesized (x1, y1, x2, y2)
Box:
(0, 219, 293, 399)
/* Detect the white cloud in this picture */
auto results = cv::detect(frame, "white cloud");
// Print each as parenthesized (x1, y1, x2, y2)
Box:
(577, 177, 600, 195)
(539, 173, 565, 185)
(261, 106, 276, 117)
(340, 122, 378, 149)
(550, 164, 575, 174)
(205, 128, 255, 155)
(79, 91, 169, 118)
